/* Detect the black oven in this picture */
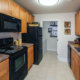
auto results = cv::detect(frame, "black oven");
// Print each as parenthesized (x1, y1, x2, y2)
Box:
(0, 13, 21, 32)
(9, 47, 28, 80)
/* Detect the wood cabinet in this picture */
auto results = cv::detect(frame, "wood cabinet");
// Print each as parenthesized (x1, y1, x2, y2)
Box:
(22, 43, 34, 70)
(32, 16, 34, 22)
(29, 14, 33, 23)
(11, 1, 20, 19)
(0, 0, 34, 33)
(26, 12, 30, 23)
(26, 12, 34, 24)
(0, 0, 9, 15)
(75, 10, 80, 35)
(20, 7, 27, 33)
(71, 49, 80, 80)
(8, 0, 12, 16)
(29, 14, 34, 23)
(0, 59, 9, 80)
(28, 46, 34, 70)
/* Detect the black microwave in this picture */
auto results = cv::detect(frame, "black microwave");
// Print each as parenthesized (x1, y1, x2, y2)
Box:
(0, 13, 21, 32)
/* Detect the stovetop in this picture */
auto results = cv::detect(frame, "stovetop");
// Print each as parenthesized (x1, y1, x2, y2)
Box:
(0, 38, 27, 55)
(0, 46, 24, 54)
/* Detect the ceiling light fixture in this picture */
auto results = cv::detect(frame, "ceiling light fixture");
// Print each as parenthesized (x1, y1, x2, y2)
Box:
(38, 0, 59, 6)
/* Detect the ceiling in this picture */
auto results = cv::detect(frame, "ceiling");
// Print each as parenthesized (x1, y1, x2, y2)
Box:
(14, 0, 80, 14)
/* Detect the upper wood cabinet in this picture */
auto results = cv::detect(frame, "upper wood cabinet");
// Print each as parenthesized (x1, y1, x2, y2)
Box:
(0, 0, 34, 33)
(29, 14, 32, 23)
(20, 7, 26, 20)
(20, 7, 27, 33)
(0, 0, 9, 15)
(75, 10, 80, 35)
(29, 14, 34, 23)
(32, 15, 34, 22)
(26, 11, 30, 23)
(11, 2, 20, 19)
(8, 0, 12, 16)
(26, 12, 34, 24)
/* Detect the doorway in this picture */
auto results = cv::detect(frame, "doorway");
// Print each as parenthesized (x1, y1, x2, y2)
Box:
(42, 21, 58, 55)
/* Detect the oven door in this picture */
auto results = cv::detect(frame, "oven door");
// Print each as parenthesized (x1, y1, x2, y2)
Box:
(9, 48, 28, 80)
(0, 13, 21, 32)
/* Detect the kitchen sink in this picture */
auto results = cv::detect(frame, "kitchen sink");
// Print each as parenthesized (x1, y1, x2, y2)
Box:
(75, 47, 80, 52)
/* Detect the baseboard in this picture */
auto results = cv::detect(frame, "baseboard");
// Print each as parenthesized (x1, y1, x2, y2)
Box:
(57, 55, 68, 62)
(47, 49, 57, 52)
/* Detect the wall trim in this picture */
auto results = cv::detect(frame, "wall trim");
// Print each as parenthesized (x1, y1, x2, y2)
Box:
(57, 55, 68, 62)
(47, 49, 57, 52)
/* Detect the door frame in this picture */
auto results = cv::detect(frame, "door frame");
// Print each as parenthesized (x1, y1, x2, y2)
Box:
(41, 19, 60, 55)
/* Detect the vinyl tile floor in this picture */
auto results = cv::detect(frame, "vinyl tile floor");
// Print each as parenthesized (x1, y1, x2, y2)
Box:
(24, 51, 75, 80)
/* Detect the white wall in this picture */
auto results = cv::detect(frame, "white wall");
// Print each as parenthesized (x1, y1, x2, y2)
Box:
(0, 32, 21, 40)
(43, 21, 57, 52)
(34, 12, 76, 62)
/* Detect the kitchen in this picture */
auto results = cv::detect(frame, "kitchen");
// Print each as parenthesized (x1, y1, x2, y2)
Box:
(0, 0, 80, 80)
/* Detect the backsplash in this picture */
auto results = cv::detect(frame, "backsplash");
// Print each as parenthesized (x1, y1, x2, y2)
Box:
(0, 32, 21, 40)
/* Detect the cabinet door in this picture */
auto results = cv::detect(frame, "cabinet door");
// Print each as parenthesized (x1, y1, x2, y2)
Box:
(71, 49, 80, 80)
(78, 11, 80, 35)
(0, 59, 9, 80)
(74, 58, 79, 80)
(8, 0, 12, 16)
(31, 46, 34, 64)
(11, 2, 20, 19)
(32, 16, 34, 22)
(28, 46, 34, 70)
(26, 12, 34, 24)
(21, 20, 27, 33)
(26, 11, 30, 23)
(77, 12, 79, 35)
(20, 7, 26, 20)
(28, 13, 32, 24)
(0, 0, 9, 15)
(75, 11, 80, 35)
(71, 50, 75, 74)
(28, 47, 32, 70)
(75, 13, 78, 35)
(20, 7, 27, 33)
(30, 15, 34, 23)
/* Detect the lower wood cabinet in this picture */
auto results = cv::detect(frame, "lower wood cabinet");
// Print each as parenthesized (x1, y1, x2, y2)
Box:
(71, 49, 80, 80)
(0, 59, 9, 80)
(28, 46, 34, 70)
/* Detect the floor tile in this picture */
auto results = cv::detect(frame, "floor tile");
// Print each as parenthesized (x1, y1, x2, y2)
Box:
(24, 51, 75, 80)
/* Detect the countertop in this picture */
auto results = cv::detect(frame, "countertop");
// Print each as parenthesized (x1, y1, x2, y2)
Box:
(22, 43, 34, 48)
(0, 54, 9, 63)
(68, 41, 80, 56)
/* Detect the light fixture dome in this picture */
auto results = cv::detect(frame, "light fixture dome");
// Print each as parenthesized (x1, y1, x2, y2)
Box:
(39, 0, 59, 6)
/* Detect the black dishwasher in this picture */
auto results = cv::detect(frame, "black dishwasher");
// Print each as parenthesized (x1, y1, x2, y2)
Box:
(68, 45, 71, 67)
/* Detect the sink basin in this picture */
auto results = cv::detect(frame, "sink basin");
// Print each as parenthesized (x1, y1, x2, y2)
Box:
(75, 47, 80, 52)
